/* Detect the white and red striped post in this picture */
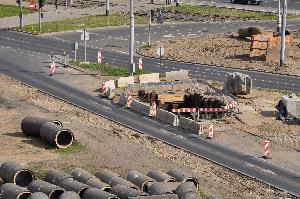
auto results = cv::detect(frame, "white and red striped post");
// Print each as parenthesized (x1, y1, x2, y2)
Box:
(150, 101, 157, 117)
(126, 93, 133, 107)
(98, 49, 102, 64)
(101, 83, 107, 96)
(50, 61, 56, 76)
(264, 139, 270, 159)
(138, 58, 143, 70)
(208, 123, 214, 139)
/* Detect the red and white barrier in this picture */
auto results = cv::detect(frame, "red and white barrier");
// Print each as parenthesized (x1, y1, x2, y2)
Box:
(150, 101, 157, 117)
(50, 61, 56, 76)
(208, 123, 214, 139)
(138, 58, 143, 70)
(102, 83, 107, 96)
(126, 93, 133, 108)
(171, 101, 238, 113)
(98, 49, 102, 64)
(264, 140, 270, 158)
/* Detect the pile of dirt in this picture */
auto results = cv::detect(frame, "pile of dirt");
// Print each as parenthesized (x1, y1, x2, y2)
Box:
(138, 31, 300, 75)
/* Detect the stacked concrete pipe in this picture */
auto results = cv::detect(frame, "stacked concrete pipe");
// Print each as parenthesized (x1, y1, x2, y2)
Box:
(0, 161, 35, 186)
(71, 168, 111, 191)
(109, 185, 147, 199)
(44, 170, 73, 185)
(21, 116, 74, 149)
(175, 182, 201, 199)
(147, 170, 175, 182)
(28, 180, 64, 199)
(0, 177, 4, 186)
(0, 183, 31, 199)
(147, 182, 182, 195)
(126, 171, 155, 192)
(166, 169, 199, 189)
(82, 188, 118, 199)
(129, 195, 179, 199)
(27, 192, 49, 199)
(58, 191, 81, 199)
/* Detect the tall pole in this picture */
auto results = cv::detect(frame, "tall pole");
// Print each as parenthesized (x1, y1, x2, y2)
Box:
(176, 0, 180, 6)
(19, 0, 23, 30)
(105, 0, 110, 16)
(38, 6, 42, 31)
(129, 0, 135, 74)
(277, 0, 281, 32)
(84, 29, 87, 62)
(148, 12, 151, 46)
(280, 0, 287, 67)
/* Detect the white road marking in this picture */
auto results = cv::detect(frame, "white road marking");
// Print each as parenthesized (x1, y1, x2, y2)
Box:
(245, 162, 276, 175)
(163, 34, 175, 38)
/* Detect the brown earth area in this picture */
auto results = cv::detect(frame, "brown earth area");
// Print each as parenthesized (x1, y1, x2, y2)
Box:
(138, 31, 300, 75)
(0, 73, 297, 199)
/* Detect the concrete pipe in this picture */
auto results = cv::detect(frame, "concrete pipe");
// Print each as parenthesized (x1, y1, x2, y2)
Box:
(0, 177, 4, 186)
(82, 188, 118, 199)
(126, 170, 155, 192)
(147, 170, 175, 182)
(167, 169, 199, 189)
(58, 191, 81, 199)
(181, 192, 202, 199)
(27, 192, 49, 199)
(147, 182, 182, 195)
(109, 176, 138, 190)
(44, 170, 73, 185)
(0, 183, 31, 199)
(129, 194, 179, 199)
(95, 169, 119, 184)
(175, 182, 198, 199)
(70, 168, 91, 183)
(40, 123, 74, 149)
(85, 177, 111, 191)
(0, 161, 35, 186)
(57, 178, 89, 196)
(21, 116, 62, 137)
(29, 180, 64, 199)
(109, 185, 147, 199)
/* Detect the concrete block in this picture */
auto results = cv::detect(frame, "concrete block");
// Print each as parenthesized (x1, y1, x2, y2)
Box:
(166, 70, 189, 82)
(138, 73, 160, 84)
(131, 100, 150, 116)
(179, 117, 203, 135)
(105, 80, 116, 90)
(224, 72, 252, 95)
(119, 94, 127, 107)
(107, 87, 115, 100)
(157, 109, 179, 126)
(282, 95, 300, 119)
(117, 76, 135, 88)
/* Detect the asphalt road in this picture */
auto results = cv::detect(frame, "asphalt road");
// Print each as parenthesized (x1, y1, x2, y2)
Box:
(0, 44, 300, 197)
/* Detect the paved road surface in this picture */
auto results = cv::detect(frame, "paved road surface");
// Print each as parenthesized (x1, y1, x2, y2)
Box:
(0, 45, 299, 197)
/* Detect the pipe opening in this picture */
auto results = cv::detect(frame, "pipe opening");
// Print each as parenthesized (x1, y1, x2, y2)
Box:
(49, 189, 64, 199)
(185, 178, 199, 189)
(55, 130, 74, 148)
(103, 187, 111, 192)
(17, 192, 31, 199)
(53, 120, 63, 127)
(79, 187, 89, 197)
(15, 170, 35, 186)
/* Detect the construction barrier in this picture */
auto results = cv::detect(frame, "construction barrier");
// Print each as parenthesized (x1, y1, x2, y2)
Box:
(116, 76, 135, 88)
(165, 70, 189, 82)
(178, 117, 203, 135)
(156, 109, 179, 126)
(105, 80, 116, 91)
(131, 100, 150, 116)
(138, 73, 160, 84)
(119, 94, 128, 107)
(172, 101, 238, 113)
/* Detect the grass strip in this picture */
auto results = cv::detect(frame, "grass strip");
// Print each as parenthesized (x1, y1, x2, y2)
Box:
(54, 140, 86, 155)
(70, 60, 150, 76)
(21, 14, 148, 34)
(166, 5, 300, 20)
(0, 4, 31, 18)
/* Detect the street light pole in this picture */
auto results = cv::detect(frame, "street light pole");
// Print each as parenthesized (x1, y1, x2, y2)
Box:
(280, 0, 287, 67)
(176, 0, 180, 6)
(105, 0, 109, 16)
(129, 0, 135, 74)
(277, 0, 281, 32)
(19, 0, 23, 30)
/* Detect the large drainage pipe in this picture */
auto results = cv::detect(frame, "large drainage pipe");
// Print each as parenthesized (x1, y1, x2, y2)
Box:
(57, 178, 89, 197)
(27, 192, 49, 199)
(44, 170, 73, 185)
(0, 183, 31, 199)
(29, 180, 64, 199)
(40, 123, 74, 149)
(95, 169, 119, 184)
(0, 161, 35, 186)
(109, 185, 147, 199)
(71, 168, 111, 191)
(58, 191, 81, 199)
(167, 169, 199, 189)
(21, 116, 62, 137)
(175, 182, 198, 199)
(0, 177, 4, 186)
(82, 188, 118, 199)
(180, 192, 202, 199)
(147, 171, 175, 182)
(109, 176, 138, 190)
(129, 194, 179, 199)
(126, 170, 155, 192)
(147, 182, 181, 195)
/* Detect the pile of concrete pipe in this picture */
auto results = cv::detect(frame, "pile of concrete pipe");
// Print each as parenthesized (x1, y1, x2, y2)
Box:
(21, 116, 74, 149)
(0, 161, 201, 199)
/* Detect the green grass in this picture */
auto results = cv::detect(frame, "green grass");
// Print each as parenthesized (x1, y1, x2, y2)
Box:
(0, 4, 31, 18)
(54, 140, 86, 155)
(70, 60, 150, 76)
(166, 5, 300, 20)
(209, 80, 224, 88)
(21, 14, 148, 34)
(28, 164, 49, 179)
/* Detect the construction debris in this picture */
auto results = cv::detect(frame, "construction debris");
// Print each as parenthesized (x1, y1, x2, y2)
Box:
(277, 94, 300, 120)
(224, 72, 252, 95)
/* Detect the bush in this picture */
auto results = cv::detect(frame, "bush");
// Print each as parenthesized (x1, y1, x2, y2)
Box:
(238, 27, 262, 38)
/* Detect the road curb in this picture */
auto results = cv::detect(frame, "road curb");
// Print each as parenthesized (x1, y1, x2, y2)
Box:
(7, 28, 39, 35)
(136, 50, 300, 78)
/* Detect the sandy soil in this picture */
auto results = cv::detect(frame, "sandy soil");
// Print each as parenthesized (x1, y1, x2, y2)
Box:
(138, 31, 300, 75)
(0, 73, 295, 199)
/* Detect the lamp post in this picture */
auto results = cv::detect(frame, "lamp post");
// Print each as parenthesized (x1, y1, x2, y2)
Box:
(280, 0, 287, 67)
(277, 0, 281, 32)
(129, 0, 135, 74)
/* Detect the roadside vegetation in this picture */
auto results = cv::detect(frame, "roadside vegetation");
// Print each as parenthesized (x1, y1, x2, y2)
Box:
(70, 60, 150, 76)
(166, 5, 300, 20)
(0, 4, 30, 18)
(54, 140, 86, 155)
(21, 14, 148, 34)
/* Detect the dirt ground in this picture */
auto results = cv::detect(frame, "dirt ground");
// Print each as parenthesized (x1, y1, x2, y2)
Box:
(138, 31, 300, 75)
(0, 73, 296, 199)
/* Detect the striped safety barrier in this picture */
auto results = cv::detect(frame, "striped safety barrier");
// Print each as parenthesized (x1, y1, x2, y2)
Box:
(171, 101, 238, 113)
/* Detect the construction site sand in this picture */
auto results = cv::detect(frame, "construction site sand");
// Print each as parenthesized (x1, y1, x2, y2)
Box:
(0, 74, 295, 198)
(138, 31, 300, 75)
